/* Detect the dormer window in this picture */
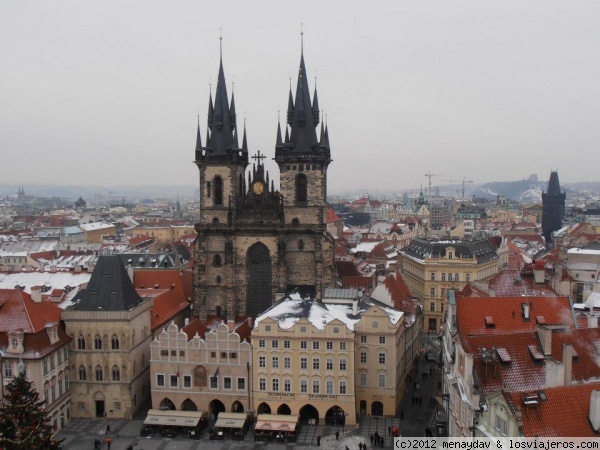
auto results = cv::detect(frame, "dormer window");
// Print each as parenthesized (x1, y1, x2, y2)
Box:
(11, 337, 18, 348)
(449, 252, 453, 260)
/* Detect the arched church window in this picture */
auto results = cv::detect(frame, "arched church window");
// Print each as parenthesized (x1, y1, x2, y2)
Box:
(212, 217, 219, 224)
(94, 335, 102, 350)
(214, 176, 223, 206)
(291, 218, 300, 227)
(298, 239, 305, 251)
(213, 254, 222, 267)
(296, 174, 307, 203)
(95, 366, 103, 382)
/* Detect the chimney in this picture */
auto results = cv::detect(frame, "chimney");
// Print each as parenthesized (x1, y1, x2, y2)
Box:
(352, 298, 358, 315)
(227, 319, 235, 331)
(184, 317, 190, 326)
(522, 303, 530, 320)
(537, 325, 552, 356)
(591, 391, 600, 432)
(563, 343, 573, 386)
(533, 261, 545, 285)
(545, 359, 564, 388)
(30, 286, 42, 303)
(588, 314, 599, 329)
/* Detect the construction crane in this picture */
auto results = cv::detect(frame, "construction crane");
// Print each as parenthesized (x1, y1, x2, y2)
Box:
(424, 171, 443, 197)
(442, 178, 474, 199)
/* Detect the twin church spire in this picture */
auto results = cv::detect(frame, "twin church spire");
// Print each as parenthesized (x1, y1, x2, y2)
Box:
(196, 40, 247, 160)
(196, 33, 329, 165)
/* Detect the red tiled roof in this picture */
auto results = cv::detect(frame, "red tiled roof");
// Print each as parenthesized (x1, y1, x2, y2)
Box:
(334, 244, 349, 258)
(458, 283, 490, 298)
(488, 270, 559, 297)
(550, 328, 600, 382)
(468, 333, 545, 394)
(457, 296, 573, 338)
(129, 235, 155, 246)
(0, 289, 62, 333)
(508, 382, 600, 437)
(133, 270, 191, 331)
(343, 276, 374, 289)
(326, 208, 341, 223)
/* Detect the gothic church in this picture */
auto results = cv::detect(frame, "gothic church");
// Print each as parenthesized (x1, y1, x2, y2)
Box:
(192, 42, 336, 320)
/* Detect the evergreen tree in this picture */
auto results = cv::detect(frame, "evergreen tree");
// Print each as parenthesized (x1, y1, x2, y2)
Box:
(0, 371, 62, 450)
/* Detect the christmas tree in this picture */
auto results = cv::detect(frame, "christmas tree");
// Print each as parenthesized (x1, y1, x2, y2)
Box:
(0, 371, 63, 450)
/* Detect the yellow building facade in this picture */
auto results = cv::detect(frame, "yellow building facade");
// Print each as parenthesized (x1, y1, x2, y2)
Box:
(399, 238, 500, 332)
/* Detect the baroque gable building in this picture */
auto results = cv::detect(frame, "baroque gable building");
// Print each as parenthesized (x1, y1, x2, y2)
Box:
(192, 42, 335, 320)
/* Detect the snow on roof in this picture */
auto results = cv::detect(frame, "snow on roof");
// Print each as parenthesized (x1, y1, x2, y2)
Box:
(254, 293, 403, 331)
(350, 241, 383, 254)
(0, 271, 90, 295)
(0, 239, 57, 256)
(585, 293, 600, 310)
(567, 248, 600, 256)
(80, 222, 114, 231)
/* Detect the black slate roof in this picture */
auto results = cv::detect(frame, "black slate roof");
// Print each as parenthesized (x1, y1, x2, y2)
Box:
(403, 237, 498, 264)
(70, 255, 145, 311)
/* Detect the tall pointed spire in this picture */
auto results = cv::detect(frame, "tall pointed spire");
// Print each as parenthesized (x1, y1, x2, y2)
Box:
(202, 32, 244, 157)
(207, 90, 214, 127)
(284, 125, 290, 143)
(195, 115, 202, 151)
(242, 119, 248, 152)
(286, 82, 294, 125)
(229, 79, 237, 130)
(312, 76, 320, 125)
(276, 114, 283, 147)
(285, 28, 319, 151)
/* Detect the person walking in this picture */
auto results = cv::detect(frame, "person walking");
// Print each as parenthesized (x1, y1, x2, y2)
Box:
(317, 435, 321, 447)
(336, 430, 340, 440)
(105, 424, 111, 434)
(105, 437, 112, 450)
(388, 425, 392, 436)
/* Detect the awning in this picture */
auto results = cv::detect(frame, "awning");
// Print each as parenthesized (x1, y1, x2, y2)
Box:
(143, 409, 205, 427)
(215, 412, 248, 429)
(255, 414, 299, 432)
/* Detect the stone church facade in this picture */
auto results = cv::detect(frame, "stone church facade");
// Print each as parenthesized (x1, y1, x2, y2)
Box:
(192, 45, 336, 320)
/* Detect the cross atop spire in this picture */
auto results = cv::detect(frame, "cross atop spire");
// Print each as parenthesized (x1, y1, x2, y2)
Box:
(251, 150, 266, 165)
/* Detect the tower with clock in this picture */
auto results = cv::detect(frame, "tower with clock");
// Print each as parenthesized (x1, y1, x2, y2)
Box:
(193, 39, 335, 320)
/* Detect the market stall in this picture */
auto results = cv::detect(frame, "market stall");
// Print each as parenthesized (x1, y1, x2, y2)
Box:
(213, 412, 251, 440)
(254, 414, 299, 443)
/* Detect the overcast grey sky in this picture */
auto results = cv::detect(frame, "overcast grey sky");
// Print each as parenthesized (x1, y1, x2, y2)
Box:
(1, 1, 599, 195)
